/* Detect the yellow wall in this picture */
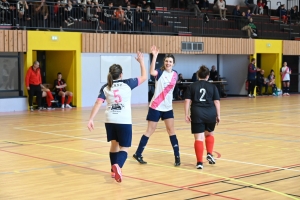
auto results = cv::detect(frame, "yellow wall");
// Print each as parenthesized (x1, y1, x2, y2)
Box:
(254, 40, 282, 88)
(25, 31, 82, 106)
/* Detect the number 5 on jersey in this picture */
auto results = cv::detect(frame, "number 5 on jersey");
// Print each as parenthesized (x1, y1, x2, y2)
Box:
(113, 90, 122, 103)
(200, 88, 206, 101)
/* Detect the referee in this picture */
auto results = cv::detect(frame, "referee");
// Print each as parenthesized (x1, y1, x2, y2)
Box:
(25, 61, 43, 111)
(184, 65, 221, 169)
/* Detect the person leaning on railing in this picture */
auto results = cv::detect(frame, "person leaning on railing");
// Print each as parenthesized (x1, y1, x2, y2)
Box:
(33, 0, 48, 29)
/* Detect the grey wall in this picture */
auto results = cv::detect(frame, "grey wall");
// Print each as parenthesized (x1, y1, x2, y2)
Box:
(81, 53, 150, 107)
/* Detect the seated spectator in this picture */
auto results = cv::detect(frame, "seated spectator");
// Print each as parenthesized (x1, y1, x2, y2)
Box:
(115, 5, 125, 27)
(239, 12, 257, 38)
(17, 0, 29, 25)
(246, 9, 251, 18)
(192, 71, 197, 82)
(232, 5, 241, 17)
(86, 2, 102, 32)
(209, 65, 219, 81)
(134, 4, 143, 31)
(54, 72, 73, 108)
(202, 0, 209, 10)
(268, 69, 277, 96)
(64, 0, 75, 26)
(41, 84, 55, 110)
(0, 0, 11, 24)
(257, 0, 268, 15)
(244, 0, 258, 15)
(213, 0, 227, 20)
(256, 70, 268, 95)
(280, 4, 288, 24)
(291, 5, 299, 24)
(143, 6, 153, 32)
(187, 0, 201, 17)
(248, 17, 257, 35)
(257, 0, 264, 15)
(103, 2, 119, 33)
(124, 5, 133, 31)
(122, 0, 130, 7)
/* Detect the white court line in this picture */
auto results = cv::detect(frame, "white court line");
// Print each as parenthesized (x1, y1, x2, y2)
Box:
(222, 119, 300, 128)
(13, 127, 300, 172)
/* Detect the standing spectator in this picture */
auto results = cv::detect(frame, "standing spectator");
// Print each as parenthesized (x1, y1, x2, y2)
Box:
(245, 0, 258, 15)
(256, 69, 268, 95)
(291, 6, 299, 24)
(17, 0, 29, 26)
(33, 0, 48, 29)
(280, 4, 288, 24)
(280, 62, 291, 96)
(143, 6, 153, 32)
(115, 5, 124, 30)
(25, 61, 43, 111)
(134, 4, 143, 31)
(124, 4, 133, 31)
(213, 0, 227, 20)
(257, 0, 264, 15)
(53, 72, 73, 108)
(247, 58, 260, 98)
(187, 0, 201, 17)
(184, 65, 220, 169)
(103, 2, 118, 33)
(193, 0, 202, 17)
(0, 0, 11, 24)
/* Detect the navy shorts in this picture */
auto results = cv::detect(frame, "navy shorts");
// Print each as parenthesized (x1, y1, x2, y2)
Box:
(146, 107, 174, 122)
(105, 123, 132, 147)
(191, 123, 216, 134)
(282, 80, 290, 83)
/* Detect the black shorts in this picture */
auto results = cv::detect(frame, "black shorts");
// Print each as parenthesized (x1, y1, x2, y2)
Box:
(105, 123, 132, 147)
(191, 123, 216, 134)
(282, 80, 290, 83)
(146, 107, 174, 122)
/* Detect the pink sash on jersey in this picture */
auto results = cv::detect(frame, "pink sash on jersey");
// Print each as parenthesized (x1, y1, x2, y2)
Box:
(281, 67, 290, 81)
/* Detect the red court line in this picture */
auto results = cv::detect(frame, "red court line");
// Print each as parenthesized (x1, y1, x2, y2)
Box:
(181, 163, 300, 188)
(0, 149, 240, 200)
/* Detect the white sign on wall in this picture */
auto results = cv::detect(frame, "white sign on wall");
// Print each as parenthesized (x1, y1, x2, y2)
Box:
(100, 56, 132, 83)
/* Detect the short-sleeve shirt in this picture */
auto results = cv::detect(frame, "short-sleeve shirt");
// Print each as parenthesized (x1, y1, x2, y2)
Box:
(280, 66, 290, 81)
(54, 79, 67, 93)
(149, 69, 178, 111)
(98, 78, 139, 124)
(185, 80, 220, 123)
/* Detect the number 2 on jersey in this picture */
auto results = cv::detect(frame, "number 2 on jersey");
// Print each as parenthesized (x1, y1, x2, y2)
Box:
(199, 88, 206, 101)
(113, 90, 122, 103)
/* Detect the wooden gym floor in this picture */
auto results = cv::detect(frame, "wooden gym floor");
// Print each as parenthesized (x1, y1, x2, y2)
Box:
(1, 95, 300, 200)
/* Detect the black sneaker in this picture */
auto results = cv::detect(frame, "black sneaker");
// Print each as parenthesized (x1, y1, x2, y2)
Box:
(206, 154, 216, 165)
(174, 156, 181, 166)
(196, 162, 203, 169)
(133, 154, 147, 164)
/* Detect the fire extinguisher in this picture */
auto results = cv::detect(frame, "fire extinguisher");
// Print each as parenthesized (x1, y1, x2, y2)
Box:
(245, 80, 249, 90)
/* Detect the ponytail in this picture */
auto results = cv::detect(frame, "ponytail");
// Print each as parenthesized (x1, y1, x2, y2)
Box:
(107, 64, 123, 90)
(107, 73, 113, 90)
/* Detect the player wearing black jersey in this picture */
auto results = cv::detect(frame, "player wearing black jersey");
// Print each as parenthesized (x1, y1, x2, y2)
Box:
(184, 65, 221, 169)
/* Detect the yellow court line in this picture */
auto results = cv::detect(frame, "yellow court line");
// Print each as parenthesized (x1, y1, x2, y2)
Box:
(1, 140, 299, 200)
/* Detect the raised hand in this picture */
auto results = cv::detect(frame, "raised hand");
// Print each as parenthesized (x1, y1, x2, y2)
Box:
(135, 51, 144, 63)
(150, 45, 159, 57)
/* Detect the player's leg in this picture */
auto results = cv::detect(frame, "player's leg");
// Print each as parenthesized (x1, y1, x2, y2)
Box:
(192, 123, 205, 169)
(105, 123, 119, 178)
(286, 81, 290, 95)
(58, 91, 66, 108)
(282, 81, 287, 95)
(133, 108, 159, 164)
(205, 123, 217, 165)
(65, 91, 73, 108)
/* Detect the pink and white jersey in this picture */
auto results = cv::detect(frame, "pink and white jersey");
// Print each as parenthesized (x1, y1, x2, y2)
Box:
(98, 78, 140, 124)
(149, 69, 178, 111)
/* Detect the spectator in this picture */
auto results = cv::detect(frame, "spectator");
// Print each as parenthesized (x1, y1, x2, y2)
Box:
(122, 0, 130, 7)
(104, 2, 119, 33)
(280, 4, 288, 24)
(53, 72, 73, 109)
(187, 0, 201, 17)
(202, 0, 209, 10)
(240, 12, 257, 38)
(25, 61, 43, 111)
(246, 9, 251, 18)
(257, 0, 268, 15)
(248, 17, 257, 35)
(213, 0, 227, 20)
(232, 5, 241, 16)
(17, 0, 29, 25)
(0, 0, 11, 24)
(247, 58, 260, 98)
(268, 69, 277, 96)
(115, 5, 125, 28)
(256, 70, 268, 95)
(209, 65, 218, 81)
(86, 2, 102, 32)
(64, 0, 75, 26)
(124, 5, 133, 31)
(245, 0, 258, 15)
(134, 4, 143, 31)
(291, 6, 299, 24)
(33, 0, 48, 29)
(257, 0, 264, 15)
(143, 5, 153, 32)
(41, 84, 55, 110)
(192, 71, 197, 82)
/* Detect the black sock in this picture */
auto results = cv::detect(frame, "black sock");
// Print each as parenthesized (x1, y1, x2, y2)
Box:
(169, 135, 180, 157)
(135, 135, 149, 157)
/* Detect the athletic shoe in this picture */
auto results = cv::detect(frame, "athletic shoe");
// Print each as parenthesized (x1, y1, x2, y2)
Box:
(30, 106, 34, 112)
(286, 93, 290, 96)
(196, 162, 203, 169)
(252, 33, 257, 37)
(65, 104, 72, 108)
(47, 107, 55, 110)
(111, 172, 115, 178)
(248, 94, 252, 98)
(38, 107, 43, 111)
(174, 156, 181, 166)
(133, 154, 147, 164)
(61, 104, 65, 109)
(112, 164, 122, 183)
(206, 154, 216, 165)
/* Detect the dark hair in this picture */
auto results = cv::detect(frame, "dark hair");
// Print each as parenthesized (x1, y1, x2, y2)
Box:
(270, 69, 274, 73)
(197, 65, 210, 79)
(107, 64, 122, 90)
(161, 54, 175, 71)
(251, 58, 255, 62)
(57, 72, 62, 76)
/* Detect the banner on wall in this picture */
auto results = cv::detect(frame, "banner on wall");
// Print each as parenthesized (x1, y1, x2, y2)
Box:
(0, 57, 18, 91)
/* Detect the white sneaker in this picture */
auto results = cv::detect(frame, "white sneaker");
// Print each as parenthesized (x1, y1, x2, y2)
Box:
(61, 104, 65, 109)
(47, 107, 55, 110)
(248, 94, 252, 98)
(223, 18, 228, 20)
(65, 104, 72, 108)
(252, 33, 257, 37)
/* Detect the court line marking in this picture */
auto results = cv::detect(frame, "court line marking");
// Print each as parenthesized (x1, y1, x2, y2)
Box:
(11, 128, 300, 172)
(0, 148, 239, 200)
(1, 140, 298, 200)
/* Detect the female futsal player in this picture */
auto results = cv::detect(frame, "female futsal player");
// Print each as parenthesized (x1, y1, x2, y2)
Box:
(280, 62, 291, 96)
(133, 45, 181, 166)
(87, 51, 147, 183)
(184, 65, 220, 169)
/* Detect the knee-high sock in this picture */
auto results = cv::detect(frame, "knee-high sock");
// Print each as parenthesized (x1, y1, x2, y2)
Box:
(194, 140, 204, 162)
(135, 135, 149, 156)
(116, 151, 128, 168)
(110, 152, 118, 171)
(61, 96, 65, 104)
(205, 135, 215, 155)
(46, 91, 53, 107)
(67, 96, 73, 104)
(169, 135, 180, 157)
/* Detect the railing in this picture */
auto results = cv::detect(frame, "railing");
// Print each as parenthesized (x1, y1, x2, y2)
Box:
(0, 2, 293, 40)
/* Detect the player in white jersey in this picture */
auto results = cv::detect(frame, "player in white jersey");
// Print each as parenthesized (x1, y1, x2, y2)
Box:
(280, 62, 291, 96)
(184, 65, 220, 170)
(133, 45, 181, 166)
(87, 51, 147, 183)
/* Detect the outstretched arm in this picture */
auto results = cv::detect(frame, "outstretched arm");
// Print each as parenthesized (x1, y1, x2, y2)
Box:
(135, 51, 147, 84)
(149, 45, 159, 77)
